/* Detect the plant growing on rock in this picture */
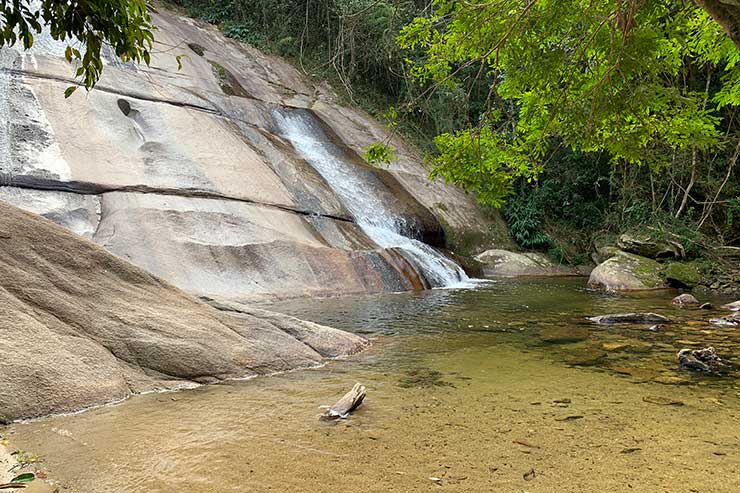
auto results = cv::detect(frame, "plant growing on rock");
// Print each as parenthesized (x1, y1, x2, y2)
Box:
(0, 0, 154, 95)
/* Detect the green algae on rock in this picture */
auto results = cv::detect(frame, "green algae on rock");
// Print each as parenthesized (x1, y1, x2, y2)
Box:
(588, 251, 668, 291)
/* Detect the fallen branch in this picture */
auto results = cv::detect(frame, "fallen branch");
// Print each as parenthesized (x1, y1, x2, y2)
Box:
(320, 383, 366, 421)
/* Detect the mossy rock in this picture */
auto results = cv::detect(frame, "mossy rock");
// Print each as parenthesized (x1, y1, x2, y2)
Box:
(588, 251, 668, 291)
(662, 262, 702, 289)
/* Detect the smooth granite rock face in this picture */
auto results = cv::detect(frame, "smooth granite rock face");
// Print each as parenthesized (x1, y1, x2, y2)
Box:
(0, 4, 504, 301)
(0, 202, 367, 422)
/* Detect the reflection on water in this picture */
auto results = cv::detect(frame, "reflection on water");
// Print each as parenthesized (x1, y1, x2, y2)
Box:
(5, 279, 740, 492)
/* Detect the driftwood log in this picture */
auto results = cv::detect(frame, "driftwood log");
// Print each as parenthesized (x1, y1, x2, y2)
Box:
(320, 383, 366, 421)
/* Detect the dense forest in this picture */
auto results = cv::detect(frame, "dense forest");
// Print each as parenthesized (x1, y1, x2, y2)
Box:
(173, 0, 739, 267)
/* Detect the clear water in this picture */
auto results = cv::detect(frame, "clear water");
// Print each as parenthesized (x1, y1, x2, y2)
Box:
(5, 279, 740, 492)
(272, 109, 469, 288)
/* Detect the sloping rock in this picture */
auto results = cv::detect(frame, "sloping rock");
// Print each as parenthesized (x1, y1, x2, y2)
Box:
(587, 251, 668, 291)
(0, 3, 504, 300)
(0, 202, 367, 422)
(474, 249, 585, 277)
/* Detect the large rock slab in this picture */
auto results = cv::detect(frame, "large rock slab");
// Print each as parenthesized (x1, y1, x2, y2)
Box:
(0, 201, 367, 422)
(474, 249, 586, 277)
(587, 251, 668, 291)
(0, 3, 505, 300)
(91, 192, 423, 301)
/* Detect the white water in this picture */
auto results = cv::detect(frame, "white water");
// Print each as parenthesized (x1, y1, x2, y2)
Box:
(273, 108, 471, 288)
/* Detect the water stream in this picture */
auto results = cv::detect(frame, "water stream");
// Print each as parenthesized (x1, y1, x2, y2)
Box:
(273, 109, 469, 288)
(5, 279, 739, 492)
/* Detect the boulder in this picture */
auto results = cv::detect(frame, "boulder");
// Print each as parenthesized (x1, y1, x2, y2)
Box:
(0, 202, 367, 422)
(587, 251, 668, 291)
(617, 233, 684, 259)
(587, 313, 671, 324)
(663, 262, 702, 289)
(672, 293, 700, 306)
(474, 249, 584, 277)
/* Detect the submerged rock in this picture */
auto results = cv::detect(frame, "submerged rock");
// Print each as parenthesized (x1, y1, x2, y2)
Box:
(474, 249, 586, 277)
(672, 293, 700, 306)
(539, 327, 590, 343)
(566, 348, 607, 366)
(398, 368, 454, 388)
(677, 347, 724, 373)
(587, 313, 671, 325)
(587, 252, 668, 291)
(0, 203, 367, 422)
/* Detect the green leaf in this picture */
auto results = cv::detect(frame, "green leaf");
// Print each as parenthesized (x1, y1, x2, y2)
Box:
(364, 142, 397, 166)
(10, 473, 35, 483)
(64, 86, 78, 98)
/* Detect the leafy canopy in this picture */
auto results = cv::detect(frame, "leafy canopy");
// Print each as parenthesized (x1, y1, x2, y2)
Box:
(386, 0, 740, 207)
(0, 0, 154, 96)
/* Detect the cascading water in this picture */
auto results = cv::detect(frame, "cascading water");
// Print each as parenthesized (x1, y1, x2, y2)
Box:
(273, 108, 471, 288)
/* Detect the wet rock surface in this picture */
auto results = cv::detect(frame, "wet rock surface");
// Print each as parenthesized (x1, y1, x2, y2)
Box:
(677, 347, 725, 373)
(587, 313, 671, 325)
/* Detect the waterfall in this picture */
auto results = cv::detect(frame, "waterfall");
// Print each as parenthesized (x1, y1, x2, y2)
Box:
(273, 108, 471, 288)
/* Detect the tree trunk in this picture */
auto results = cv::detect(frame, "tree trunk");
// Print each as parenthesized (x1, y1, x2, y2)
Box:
(695, 1, 740, 50)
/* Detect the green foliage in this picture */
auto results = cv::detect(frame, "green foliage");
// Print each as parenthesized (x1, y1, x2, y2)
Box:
(397, 0, 740, 207)
(0, 0, 154, 93)
(364, 142, 397, 166)
(503, 195, 551, 249)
